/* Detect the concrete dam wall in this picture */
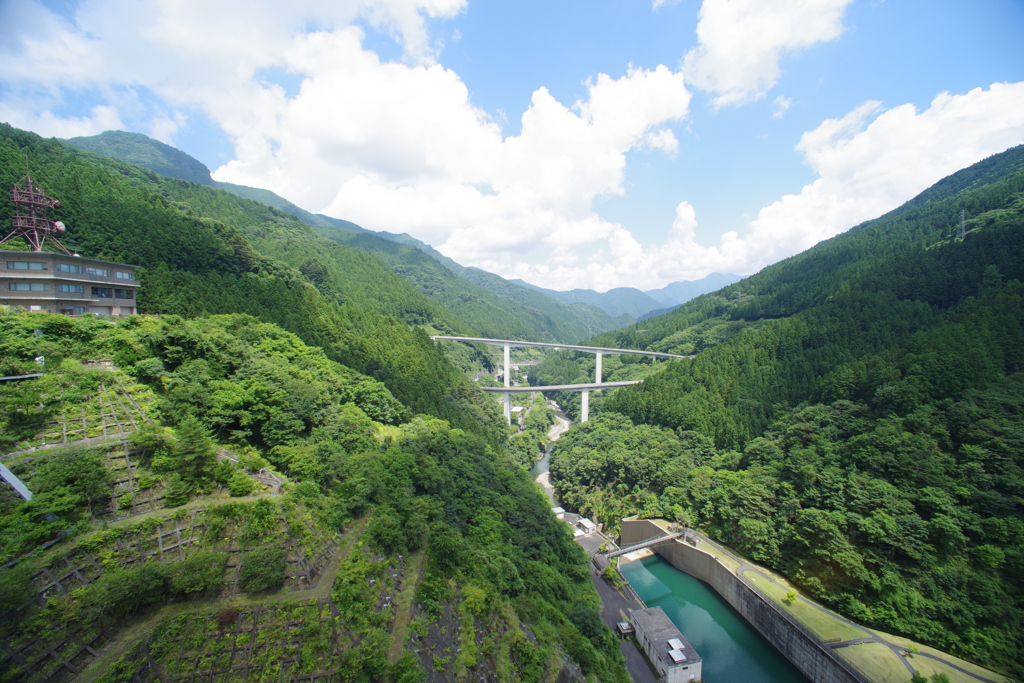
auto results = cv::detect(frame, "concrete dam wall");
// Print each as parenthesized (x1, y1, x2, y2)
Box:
(619, 519, 869, 683)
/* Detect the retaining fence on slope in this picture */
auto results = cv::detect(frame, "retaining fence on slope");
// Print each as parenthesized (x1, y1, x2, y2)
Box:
(619, 519, 870, 683)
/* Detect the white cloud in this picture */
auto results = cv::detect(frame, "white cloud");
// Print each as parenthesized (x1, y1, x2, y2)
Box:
(496, 82, 1024, 290)
(304, 64, 692, 263)
(772, 95, 792, 119)
(4, 2, 1022, 294)
(745, 83, 1024, 261)
(0, 102, 126, 139)
(0, 1, 691, 291)
(683, 0, 852, 106)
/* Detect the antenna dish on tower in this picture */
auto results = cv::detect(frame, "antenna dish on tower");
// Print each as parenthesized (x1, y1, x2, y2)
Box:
(0, 158, 73, 255)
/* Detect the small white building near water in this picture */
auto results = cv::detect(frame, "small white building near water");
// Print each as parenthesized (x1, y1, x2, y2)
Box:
(631, 607, 703, 682)
(576, 518, 597, 534)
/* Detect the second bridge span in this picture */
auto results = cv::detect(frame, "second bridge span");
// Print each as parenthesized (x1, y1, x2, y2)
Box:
(431, 336, 688, 423)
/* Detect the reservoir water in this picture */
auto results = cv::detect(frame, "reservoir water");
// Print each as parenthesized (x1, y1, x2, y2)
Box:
(533, 401, 805, 682)
(620, 554, 810, 683)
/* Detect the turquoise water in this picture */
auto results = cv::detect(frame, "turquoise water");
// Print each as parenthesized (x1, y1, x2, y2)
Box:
(620, 555, 810, 683)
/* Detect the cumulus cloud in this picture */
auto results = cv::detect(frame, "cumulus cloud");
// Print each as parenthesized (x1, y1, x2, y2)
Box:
(0, 0, 696, 292)
(3, 1, 1022, 292)
(745, 83, 1024, 258)
(300, 64, 692, 262)
(683, 0, 852, 106)
(494, 82, 1024, 290)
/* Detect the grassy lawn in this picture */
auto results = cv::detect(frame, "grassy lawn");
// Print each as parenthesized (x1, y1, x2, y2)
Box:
(836, 642, 911, 682)
(909, 656, 1010, 683)
(871, 630, 1011, 683)
(687, 537, 740, 572)
(743, 571, 865, 642)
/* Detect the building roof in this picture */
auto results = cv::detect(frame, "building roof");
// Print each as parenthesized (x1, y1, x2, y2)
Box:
(0, 249, 140, 269)
(632, 607, 702, 667)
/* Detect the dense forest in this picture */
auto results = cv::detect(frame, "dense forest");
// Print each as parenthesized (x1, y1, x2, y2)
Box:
(0, 312, 627, 682)
(537, 145, 1024, 677)
(0, 124, 629, 682)
(0, 124, 499, 437)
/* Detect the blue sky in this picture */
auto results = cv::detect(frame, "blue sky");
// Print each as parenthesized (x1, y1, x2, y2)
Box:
(1, 0, 1023, 290)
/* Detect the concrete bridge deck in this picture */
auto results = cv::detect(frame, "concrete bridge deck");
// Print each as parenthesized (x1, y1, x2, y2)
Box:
(480, 381, 640, 392)
(430, 336, 688, 359)
(432, 335, 686, 423)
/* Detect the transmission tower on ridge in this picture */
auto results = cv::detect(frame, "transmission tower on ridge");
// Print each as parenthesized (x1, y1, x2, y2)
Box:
(1, 159, 73, 255)
(957, 209, 966, 241)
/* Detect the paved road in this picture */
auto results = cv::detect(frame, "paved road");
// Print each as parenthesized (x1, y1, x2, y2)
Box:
(575, 535, 657, 683)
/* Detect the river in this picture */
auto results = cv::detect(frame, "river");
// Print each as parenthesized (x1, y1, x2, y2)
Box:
(532, 402, 808, 683)
(529, 398, 569, 505)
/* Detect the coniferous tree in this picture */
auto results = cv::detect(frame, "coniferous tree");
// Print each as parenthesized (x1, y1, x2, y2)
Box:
(172, 415, 218, 485)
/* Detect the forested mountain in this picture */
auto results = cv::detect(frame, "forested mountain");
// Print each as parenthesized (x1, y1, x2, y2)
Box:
(2, 124, 488, 434)
(63, 130, 376, 234)
(0, 123, 629, 682)
(313, 224, 623, 342)
(63, 130, 216, 187)
(0, 313, 625, 682)
(538, 145, 1024, 677)
(512, 282, 663, 320)
(61, 130, 624, 343)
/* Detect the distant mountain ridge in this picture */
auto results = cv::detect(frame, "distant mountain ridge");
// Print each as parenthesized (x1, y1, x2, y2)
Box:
(513, 272, 742, 320)
(61, 129, 626, 342)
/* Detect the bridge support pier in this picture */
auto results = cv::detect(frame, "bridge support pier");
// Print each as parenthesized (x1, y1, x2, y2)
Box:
(581, 390, 590, 422)
(595, 352, 602, 384)
(503, 344, 511, 424)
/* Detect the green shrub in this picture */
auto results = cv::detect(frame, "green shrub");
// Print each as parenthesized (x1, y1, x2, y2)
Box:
(238, 547, 285, 593)
(227, 470, 256, 497)
(171, 550, 227, 594)
(75, 562, 170, 620)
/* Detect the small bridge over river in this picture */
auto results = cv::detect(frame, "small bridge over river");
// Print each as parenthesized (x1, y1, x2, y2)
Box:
(430, 336, 688, 423)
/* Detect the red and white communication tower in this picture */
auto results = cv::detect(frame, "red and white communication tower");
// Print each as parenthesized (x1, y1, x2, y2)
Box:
(2, 162, 72, 255)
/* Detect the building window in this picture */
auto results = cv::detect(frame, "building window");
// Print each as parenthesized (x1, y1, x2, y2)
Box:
(58, 284, 85, 293)
(7, 261, 46, 270)
(114, 288, 134, 299)
(92, 287, 112, 298)
(115, 271, 133, 280)
(57, 263, 83, 273)
(74, 306, 85, 315)
(10, 282, 47, 291)
(86, 267, 111, 277)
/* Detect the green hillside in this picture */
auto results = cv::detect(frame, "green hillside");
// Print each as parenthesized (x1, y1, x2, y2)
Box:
(0, 313, 626, 683)
(536, 145, 1024, 677)
(1, 124, 488, 436)
(314, 225, 624, 343)
(0, 123, 628, 682)
(63, 130, 216, 186)
(60, 129, 623, 345)
(513, 282, 663, 320)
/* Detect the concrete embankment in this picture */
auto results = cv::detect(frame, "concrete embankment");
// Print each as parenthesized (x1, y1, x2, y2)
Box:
(620, 519, 870, 683)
